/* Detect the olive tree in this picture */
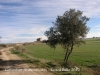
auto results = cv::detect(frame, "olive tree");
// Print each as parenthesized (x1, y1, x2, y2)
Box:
(44, 9, 90, 64)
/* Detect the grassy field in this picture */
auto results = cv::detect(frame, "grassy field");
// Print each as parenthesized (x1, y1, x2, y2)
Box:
(25, 39, 100, 66)
(11, 38, 100, 75)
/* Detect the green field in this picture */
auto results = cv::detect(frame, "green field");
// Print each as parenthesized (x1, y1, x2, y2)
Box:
(12, 38, 100, 75)
(25, 39, 100, 66)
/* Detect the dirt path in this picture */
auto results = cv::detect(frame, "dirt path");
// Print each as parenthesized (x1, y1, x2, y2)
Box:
(0, 47, 54, 75)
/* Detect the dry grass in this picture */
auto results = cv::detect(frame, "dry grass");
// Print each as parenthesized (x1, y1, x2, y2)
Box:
(93, 70, 100, 75)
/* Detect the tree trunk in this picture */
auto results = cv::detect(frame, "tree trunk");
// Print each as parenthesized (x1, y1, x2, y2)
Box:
(64, 50, 70, 65)
(64, 43, 73, 65)
(64, 46, 69, 63)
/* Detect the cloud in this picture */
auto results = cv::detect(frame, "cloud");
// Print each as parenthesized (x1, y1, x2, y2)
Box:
(0, 0, 23, 3)
(94, 25, 100, 31)
(1, 0, 100, 18)
(1, 0, 100, 43)
(1, 35, 47, 43)
(31, 0, 100, 17)
(87, 32, 100, 38)
(95, 25, 100, 27)
(0, 26, 48, 43)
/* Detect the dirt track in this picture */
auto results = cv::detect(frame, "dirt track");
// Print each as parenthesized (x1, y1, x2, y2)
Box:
(0, 47, 54, 75)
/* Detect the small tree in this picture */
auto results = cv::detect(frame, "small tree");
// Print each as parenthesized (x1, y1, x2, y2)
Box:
(45, 9, 90, 64)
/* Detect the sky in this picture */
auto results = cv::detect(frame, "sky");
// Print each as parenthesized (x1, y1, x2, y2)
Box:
(0, 0, 100, 43)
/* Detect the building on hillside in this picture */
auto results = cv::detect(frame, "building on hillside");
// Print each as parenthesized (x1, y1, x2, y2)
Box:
(37, 38, 42, 42)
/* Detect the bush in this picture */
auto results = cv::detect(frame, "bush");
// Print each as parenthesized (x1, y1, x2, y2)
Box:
(21, 48, 26, 54)
(92, 70, 100, 75)
(0, 51, 2, 55)
(0, 44, 7, 47)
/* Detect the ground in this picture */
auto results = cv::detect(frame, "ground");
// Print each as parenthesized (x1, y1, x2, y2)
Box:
(0, 47, 54, 75)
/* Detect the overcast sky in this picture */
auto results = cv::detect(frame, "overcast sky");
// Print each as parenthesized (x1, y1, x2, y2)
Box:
(0, 0, 100, 43)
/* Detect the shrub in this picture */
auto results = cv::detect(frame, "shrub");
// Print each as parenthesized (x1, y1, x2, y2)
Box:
(0, 51, 2, 55)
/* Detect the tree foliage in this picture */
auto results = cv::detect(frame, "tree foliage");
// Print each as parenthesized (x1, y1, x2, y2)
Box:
(44, 9, 90, 64)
